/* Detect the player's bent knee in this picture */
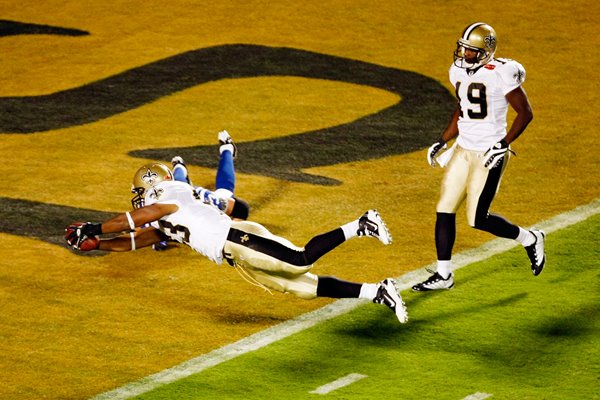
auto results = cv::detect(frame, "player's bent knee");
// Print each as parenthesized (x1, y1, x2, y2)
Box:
(472, 215, 490, 231)
(230, 197, 250, 220)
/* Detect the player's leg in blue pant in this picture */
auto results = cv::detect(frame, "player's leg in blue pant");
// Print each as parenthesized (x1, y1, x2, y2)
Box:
(215, 130, 237, 196)
(171, 156, 191, 185)
(215, 146, 235, 195)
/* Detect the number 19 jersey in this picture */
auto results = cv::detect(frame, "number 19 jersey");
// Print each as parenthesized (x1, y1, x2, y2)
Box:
(449, 58, 526, 151)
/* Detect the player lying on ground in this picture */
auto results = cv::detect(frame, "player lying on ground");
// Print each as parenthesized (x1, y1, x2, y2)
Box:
(65, 163, 408, 323)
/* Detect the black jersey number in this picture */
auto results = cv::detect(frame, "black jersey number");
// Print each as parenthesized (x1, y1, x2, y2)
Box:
(158, 220, 191, 244)
(456, 81, 488, 119)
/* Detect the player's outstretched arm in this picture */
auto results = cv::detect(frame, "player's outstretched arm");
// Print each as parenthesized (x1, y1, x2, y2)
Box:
(98, 226, 167, 252)
(99, 203, 178, 234)
(65, 203, 178, 252)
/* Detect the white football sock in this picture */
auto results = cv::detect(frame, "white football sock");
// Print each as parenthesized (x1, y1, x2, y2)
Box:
(219, 143, 235, 155)
(341, 220, 359, 240)
(359, 283, 379, 300)
(437, 260, 452, 279)
(517, 227, 535, 247)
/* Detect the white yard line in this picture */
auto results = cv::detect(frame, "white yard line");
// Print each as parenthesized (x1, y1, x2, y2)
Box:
(309, 373, 368, 395)
(91, 198, 600, 400)
(462, 392, 493, 400)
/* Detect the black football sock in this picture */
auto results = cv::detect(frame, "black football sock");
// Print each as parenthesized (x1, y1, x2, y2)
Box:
(316, 276, 362, 298)
(435, 212, 456, 261)
(304, 228, 346, 264)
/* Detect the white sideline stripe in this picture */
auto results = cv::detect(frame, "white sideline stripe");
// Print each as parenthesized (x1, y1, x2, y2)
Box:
(463, 392, 493, 400)
(309, 373, 368, 394)
(90, 198, 600, 400)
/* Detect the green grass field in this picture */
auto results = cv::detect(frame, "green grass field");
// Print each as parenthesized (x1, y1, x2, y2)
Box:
(116, 213, 599, 400)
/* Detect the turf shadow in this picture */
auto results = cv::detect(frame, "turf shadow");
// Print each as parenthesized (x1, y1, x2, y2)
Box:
(532, 304, 598, 339)
(0, 196, 114, 256)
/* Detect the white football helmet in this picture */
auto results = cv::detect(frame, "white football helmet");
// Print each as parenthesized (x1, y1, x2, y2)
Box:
(454, 22, 497, 69)
(131, 163, 173, 208)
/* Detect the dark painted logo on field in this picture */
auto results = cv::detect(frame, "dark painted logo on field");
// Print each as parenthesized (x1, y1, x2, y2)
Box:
(0, 44, 455, 184)
(0, 23, 455, 248)
(0, 20, 89, 37)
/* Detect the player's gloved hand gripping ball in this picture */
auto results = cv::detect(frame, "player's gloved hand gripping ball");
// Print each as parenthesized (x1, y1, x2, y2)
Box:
(65, 222, 102, 251)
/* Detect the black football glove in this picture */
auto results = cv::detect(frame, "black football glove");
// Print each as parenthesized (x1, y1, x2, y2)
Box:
(65, 222, 102, 250)
(482, 139, 511, 169)
(427, 139, 447, 167)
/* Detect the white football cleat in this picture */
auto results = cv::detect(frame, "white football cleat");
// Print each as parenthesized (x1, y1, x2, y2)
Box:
(171, 156, 185, 167)
(525, 229, 546, 276)
(218, 130, 237, 158)
(357, 209, 392, 245)
(412, 271, 454, 291)
(373, 278, 408, 323)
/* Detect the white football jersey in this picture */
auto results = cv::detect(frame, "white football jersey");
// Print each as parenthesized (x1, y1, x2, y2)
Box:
(449, 58, 526, 151)
(144, 180, 232, 264)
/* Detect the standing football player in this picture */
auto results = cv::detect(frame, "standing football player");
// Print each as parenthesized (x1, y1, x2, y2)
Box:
(65, 163, 408, 323)
(412, 22, 545, 292)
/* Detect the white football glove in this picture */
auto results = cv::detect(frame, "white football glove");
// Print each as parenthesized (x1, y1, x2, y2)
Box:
(196, 188, 228, 211)
(427, 140, 447, 167)
(482, 139, 510, 169)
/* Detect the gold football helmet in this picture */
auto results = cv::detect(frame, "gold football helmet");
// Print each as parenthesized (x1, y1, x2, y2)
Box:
(454, 22, 497, 69)
(131, 163, 173, 208)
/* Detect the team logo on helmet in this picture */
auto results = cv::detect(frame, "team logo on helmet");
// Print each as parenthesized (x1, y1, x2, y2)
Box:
(484, 34, 496, 49)
(141, 168, 159, 185)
